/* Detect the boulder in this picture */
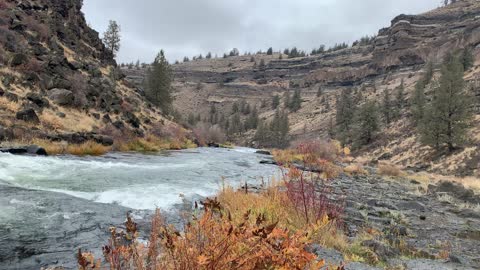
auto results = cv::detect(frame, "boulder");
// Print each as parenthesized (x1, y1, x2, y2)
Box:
(0, 145, 47, 156)
(56, 112, 66, 118)
(5, 92, 18, 102)
(9, 53, 28, 67)
(124, 111, 140, 128)
(16, 108, 39, 123)
(26, 92, 49, 108)
(429, 181, 477, 203)
(48, 88, 74, 106)
(255, 150, 272, 155)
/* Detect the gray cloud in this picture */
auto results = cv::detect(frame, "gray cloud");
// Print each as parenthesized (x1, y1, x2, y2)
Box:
(82, 0, 441, 63)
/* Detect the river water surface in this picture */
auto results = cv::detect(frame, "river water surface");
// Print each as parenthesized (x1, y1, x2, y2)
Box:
(0, 147, 279, 269)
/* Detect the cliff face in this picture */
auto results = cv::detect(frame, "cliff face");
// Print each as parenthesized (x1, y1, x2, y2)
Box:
(123, 0, 480, 176)
(0, 0, 175, 145)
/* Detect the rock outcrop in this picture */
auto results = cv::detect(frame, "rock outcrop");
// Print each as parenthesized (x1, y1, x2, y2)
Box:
(123, 0, 480, 175)
(0, 0, 178, 146)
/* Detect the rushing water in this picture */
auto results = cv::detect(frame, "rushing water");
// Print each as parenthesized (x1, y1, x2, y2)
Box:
(0, 147, 279, 269)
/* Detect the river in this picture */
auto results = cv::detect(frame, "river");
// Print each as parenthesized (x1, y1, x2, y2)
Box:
(0, 147, 279, 269)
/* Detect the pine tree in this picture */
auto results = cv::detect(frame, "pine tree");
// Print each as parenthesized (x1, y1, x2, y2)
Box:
(289, 89, 302, 112)
(267, 47, 273, 55)
(206, 52, 212, 59)
(382, 89, 392, 124)
(419, 53, 473, 151)
(335, 89, 355, 145)
(103, 20, 121, 58)
(272, 95, 280, 109)
(462, 47, 474, 71)
(232, 102, 239, 114)
(411, 80, 427, 126)
(353, 100, 379, 148)
(145, 50, 173, 113)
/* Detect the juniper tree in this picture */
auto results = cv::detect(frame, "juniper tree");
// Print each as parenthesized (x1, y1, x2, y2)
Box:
(206, 52, 212, 59)
(353, 100, 380, 148)
(419, 53, 473, 151)
(462, 47, 474, 71)
(289, 89, 302, 112)
(145, 50, 173, 113)
(382, 89, 392, 124)
(272, 95, 280, 109)
(394, 79, 406, 118)
(335, 88, 355, 145)
(267, 47, 273, 55)
(316, 87, 323, 97)
(103, 20, 121, 58)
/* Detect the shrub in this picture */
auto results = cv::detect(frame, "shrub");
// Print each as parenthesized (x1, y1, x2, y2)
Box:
(18, 58, 43, 73)
(66, 141, 110, 156)
(344, 163, 368, 175)
(378, 162, 403, 177)
(81, 202, 325, 270)
(193, 123, 226, 146)
(22, 15, 50, 42)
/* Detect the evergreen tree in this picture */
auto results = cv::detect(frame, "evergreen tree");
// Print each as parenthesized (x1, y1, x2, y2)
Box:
(393, 79, 405, 119)
(245, 106, 259, 129)
(206, 52, 212, 59)
(419, 53, 473, 151)
(183, 56, 190, 62)
(335, 89, 355, 145)
(353, 100, 380, 148)
(145, 50, 173, 113)
(260, 99, 267, 108)
(316, 87, 323, 97)
(382, 89, 392, 124)
(411, 80, 427, 126)
(231, 102, 239, 114)
(462, 47, 474, 71)
(272, 95, 280, 109)
(267, 47, 273, 55)
(103, 20, 121, 58)
(289, 89, 302, 112)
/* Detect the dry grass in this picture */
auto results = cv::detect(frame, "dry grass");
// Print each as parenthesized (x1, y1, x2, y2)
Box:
(377, 162, 404, 177)
(30, 139, 110, 156)
(344, 163, 369, 176)
(40, 112, 64, 131)
(0, 96, 20, 112)
(116, 135, 196, 152)
(66, 141, 110, 156)
(406, 172, 480, 194)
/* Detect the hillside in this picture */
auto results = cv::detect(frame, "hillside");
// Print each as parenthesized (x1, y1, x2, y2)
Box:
(0, 0, 178, 150)
(125, 0, 480, 176)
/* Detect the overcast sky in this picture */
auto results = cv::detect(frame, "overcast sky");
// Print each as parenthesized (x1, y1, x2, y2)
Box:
(82, 0, 441, 64)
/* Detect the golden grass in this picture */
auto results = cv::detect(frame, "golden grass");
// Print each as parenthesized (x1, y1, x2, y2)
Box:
(30, 139, 110, 156)
(344, 163, 369, 176)
(66, 141, 110, 156)
(377, 162, 404, 177)
(217, 182, 346, 252)
(0, 96, 20, 112)
(40, 112, 64, 131)
(116, 135, 197, 152)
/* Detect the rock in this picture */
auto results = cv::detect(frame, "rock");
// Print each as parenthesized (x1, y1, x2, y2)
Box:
(0, 145, 47, 156)
(48, 88, 74, 106)
(429, 181, 478, 203)
(344, 262, 382, 270)
(8, 53, 28, 67)
(309, 245, 344, 267)
(0, 87, 4, 96)
(5, 92, 18, 102)
(123, 111, 140, 128)
(260, 159, 277, 165)
(93, 135, 114, 146)
(0, 125, 5, 141)
(255, 150, 272, 155)
(207, 142, 220, 148)
(26, 145, 47, 156)
(113, 120, 125, 130)
(26, 92, 49, 108)
(16, 108, 39, 123)
(361, 240, 398, 261)
(396, 201, 426, 211)
(102, 114, 112, 123)
(56, 112, 66, 118)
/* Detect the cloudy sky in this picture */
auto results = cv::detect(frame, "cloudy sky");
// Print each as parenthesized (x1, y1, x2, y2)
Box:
(82, 0, 441, 64)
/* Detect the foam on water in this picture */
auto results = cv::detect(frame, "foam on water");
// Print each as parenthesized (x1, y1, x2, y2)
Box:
(0, 148, 278, 210)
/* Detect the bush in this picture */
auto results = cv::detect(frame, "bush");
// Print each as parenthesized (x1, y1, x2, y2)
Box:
(81, 201, 325, 270)
(378, 162, 403, 177)
(69, 73, 88, 108)
(193, 123, 226, 146)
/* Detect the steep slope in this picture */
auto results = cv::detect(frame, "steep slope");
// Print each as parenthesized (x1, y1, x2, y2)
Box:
(0, 0, 177, 147)
(124, 0, 480, 176)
